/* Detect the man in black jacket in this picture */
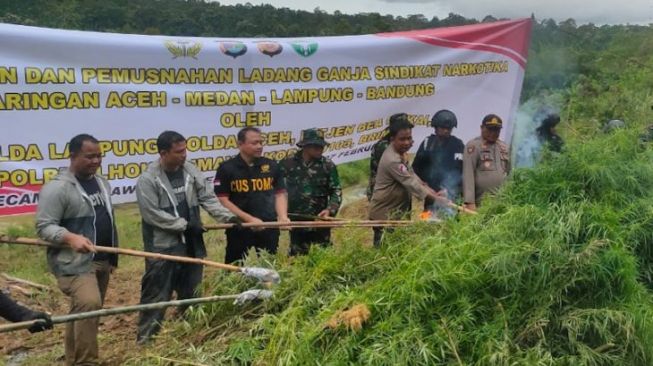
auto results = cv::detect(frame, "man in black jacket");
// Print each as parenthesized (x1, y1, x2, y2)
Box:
(412, 109, 464, 215)
(0, 291, 52, 333)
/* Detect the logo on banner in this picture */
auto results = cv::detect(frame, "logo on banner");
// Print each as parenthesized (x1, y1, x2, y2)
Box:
(219, 41, 247, 58)
(291, 41, 318, 57)
(256, 41, 283, 57)
(164, 40, 202, 59)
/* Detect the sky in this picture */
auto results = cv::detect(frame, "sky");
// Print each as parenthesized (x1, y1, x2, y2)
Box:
(216, 0, 653, 25)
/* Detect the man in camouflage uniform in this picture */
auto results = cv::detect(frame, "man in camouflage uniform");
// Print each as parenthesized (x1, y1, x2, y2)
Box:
(367, 113, 410, 201)
(463, 114, 511, 211)
(280, 128, 342, 255)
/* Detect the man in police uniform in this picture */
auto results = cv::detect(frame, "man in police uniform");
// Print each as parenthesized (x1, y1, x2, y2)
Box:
(463, 114, 511, 211)
(412, 109, 464, 214)
(367, 113, 410, 201)
(214, 127, 290, 263)
(369, 119, 448, 246)
(280, 128, 342, 255)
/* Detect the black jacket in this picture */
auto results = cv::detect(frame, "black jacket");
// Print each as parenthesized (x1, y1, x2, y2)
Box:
(412, 134, 464, 199)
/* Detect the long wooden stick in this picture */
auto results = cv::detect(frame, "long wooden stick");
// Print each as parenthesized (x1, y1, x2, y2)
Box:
(287, 213, 344, 222)
(0, 236, 280, 284)
(448, 202, 478, 215)
(204, 220, 412, 230)
(0, 293, 255, 333)
(1, 272, 50, 291)
(0, 236, 241, 271)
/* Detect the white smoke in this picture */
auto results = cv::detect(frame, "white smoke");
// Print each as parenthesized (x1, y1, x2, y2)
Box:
(512, 96, 562, 168)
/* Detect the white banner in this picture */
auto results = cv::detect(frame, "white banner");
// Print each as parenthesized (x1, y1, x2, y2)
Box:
(0, 19, 531, 215)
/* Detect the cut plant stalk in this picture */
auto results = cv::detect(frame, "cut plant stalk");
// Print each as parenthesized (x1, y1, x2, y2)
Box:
(0, 236, 280, 284)
(0, 289, 273, 334)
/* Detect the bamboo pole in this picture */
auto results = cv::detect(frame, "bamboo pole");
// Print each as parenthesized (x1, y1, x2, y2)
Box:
(0, 236, 280, 284)
(0, 290, 272, 334)
(1, 273, 50, 291)
(0, 235, 241, 271)
(287, 213, 344, 222)
(203, 220, 412, 230)
(447, 202, 478, 215)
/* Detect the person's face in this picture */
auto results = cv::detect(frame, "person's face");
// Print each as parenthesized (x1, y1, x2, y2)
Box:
(71, 141, 102, 177)
(303, 144, 324, 160)
(391, 128, 413, 155)
(239, 131, 264, 158)
(481, 125, 501, 143)
(435, 127, 452, 138)
(160, 141, 187, 170)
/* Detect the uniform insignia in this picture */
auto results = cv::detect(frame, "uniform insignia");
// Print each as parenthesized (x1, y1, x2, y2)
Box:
(484, 161, 491, 168)
(398, 164, 408, 174)
(467, 146, 475, 154)
(261, 164, 270, 173)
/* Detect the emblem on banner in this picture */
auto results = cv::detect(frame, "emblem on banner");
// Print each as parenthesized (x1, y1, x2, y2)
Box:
(219, 41, 247, 58)
(256, 41, 283, 57)
(164, 40, 202, 59)
(290, 41, 318, 57)
(261, 164, 270, 173)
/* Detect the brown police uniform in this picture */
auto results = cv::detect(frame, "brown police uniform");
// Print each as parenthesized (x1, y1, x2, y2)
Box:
(462, 136, 511, 205)
(369, 145, 429, 221)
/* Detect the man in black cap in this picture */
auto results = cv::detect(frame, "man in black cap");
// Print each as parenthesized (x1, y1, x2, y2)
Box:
(280, 128, 342, 255)
(463, 114, 511, 210)
(367, 113, 410, 201)
(412, 109, 464, 215)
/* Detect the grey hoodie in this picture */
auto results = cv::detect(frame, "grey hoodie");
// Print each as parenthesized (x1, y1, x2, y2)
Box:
(36, 169, 118, 277)
(136, 160, 234, 257)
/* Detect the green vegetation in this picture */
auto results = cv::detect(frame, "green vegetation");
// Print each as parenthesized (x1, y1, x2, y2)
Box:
(3, 1, 653, 365)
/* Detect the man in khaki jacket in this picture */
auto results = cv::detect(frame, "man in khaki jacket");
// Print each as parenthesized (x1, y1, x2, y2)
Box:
(369, 119, 447, 247)
(463, 114, 511, 210)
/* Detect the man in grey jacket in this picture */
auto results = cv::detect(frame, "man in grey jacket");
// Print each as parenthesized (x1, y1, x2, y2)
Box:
(135, 130, 235, 344)
(36, 133, 118, 366)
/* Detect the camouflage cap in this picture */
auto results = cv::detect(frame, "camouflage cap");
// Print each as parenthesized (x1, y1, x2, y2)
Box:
(481, 114, 503, 129)
(297, 128, 328, 147)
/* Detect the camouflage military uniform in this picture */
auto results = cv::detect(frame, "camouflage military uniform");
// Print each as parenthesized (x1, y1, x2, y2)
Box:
(367, 136, 390, 201)
(280, 151, 342, 255)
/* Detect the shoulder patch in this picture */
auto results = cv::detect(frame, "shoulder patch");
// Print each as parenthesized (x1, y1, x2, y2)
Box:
(467, 145, 475, 154)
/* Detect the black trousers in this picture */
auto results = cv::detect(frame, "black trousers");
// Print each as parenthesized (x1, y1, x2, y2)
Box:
(289, 228, 331, 256)
(225, 227, 279, 264)
(372, 227, 395, 248)
(137, 258, 203, 342)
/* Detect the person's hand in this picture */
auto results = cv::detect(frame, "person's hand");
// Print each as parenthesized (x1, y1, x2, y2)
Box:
(464, 203, 477, 212)
(64, 233, 95, 253)
(246, 216, 265, 231)
(23, 311, 53, 333)
(317, 209, 331, 218)
(185, 222, 207, 237)
(277, 216, 291, 230)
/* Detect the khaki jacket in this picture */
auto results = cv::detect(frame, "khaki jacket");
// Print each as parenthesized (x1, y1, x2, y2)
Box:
(369, 146, 428, 220)
(463, 136, 510, 205)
